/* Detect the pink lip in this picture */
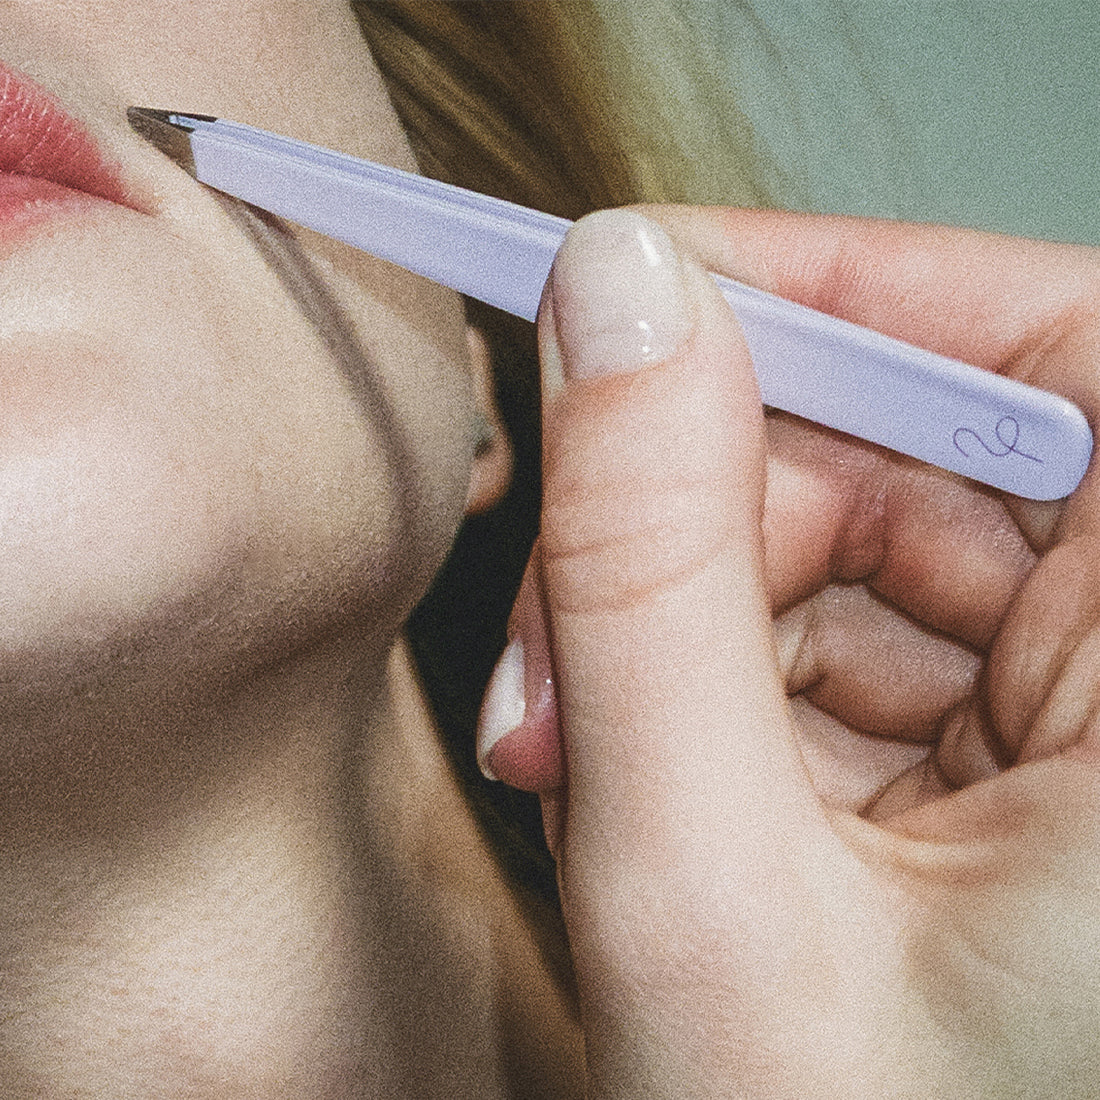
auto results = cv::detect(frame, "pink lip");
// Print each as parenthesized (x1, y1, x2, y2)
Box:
(0, 61, 133, 225)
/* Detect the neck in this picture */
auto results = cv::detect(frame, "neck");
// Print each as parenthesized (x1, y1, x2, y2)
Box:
(0, 638, 581, 1098)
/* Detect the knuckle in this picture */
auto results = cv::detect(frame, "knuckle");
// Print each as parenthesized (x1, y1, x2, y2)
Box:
(540, 475, 735, 614)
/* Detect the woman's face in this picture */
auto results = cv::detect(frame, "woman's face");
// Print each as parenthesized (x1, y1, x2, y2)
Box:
(0, 1, 478, 701)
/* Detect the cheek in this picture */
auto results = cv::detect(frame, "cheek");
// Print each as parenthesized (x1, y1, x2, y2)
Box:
(0, 213, 472, 686)
(0, 314, 382, 663)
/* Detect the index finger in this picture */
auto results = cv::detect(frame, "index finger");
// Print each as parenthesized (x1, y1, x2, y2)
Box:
(648, 208, 1099, 385)
(648, 208, 1100, 634)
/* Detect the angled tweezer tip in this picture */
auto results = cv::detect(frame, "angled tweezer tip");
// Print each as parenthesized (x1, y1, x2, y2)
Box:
(127, 107, 214, 174)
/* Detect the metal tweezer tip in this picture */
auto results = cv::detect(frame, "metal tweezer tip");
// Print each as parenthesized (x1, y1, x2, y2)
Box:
(127, 108, 214, 174)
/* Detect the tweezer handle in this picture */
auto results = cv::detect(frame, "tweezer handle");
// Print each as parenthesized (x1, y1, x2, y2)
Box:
(177, 115, 1092, 501)
(182, 116, 565, 322)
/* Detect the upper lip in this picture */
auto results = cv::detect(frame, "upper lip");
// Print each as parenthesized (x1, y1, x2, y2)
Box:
(0, 61, 133, 209)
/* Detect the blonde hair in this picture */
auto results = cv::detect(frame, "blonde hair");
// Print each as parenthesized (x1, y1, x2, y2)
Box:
(352, 0, 777, 215)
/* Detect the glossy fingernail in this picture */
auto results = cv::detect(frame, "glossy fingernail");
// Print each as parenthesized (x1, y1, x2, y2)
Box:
(476, 638, 525, 781)
(550, 209, 691, 380)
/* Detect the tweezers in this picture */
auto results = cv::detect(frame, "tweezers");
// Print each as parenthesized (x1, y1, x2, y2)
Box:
(127, 107, 1093, 501)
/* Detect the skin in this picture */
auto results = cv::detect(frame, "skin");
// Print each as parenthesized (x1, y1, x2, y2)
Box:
(9, 2, 1098, 1094)
(0, 3, 579, 1097)
(490, 208, 1100, 1097)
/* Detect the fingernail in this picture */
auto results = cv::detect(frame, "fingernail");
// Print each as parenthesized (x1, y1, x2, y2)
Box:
(550, 209, 692, 380)
(476, 638, 525, 781)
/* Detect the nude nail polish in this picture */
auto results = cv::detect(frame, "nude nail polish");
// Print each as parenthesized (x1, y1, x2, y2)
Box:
(549, 209, 691, 380)
(476, 638, 525, 781)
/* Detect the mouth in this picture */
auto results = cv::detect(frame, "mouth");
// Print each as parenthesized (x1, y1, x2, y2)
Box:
(0, 61, 134, 224)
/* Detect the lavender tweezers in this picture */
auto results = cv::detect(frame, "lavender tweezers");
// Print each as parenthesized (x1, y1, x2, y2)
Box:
(128, 108, 1092, 501)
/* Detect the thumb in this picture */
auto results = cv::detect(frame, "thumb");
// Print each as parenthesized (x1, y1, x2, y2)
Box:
(480, 212, 867, 1096)
(536, 209, 831, 893)
(535, 213, 857, 1096)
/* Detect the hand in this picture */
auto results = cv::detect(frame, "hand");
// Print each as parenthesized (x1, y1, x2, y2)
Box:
(477, 207, 1100, 1098)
